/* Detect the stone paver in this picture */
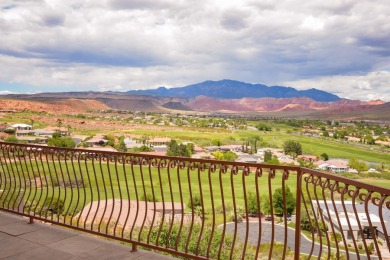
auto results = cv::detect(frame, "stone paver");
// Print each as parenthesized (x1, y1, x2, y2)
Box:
(0, 211, 173, 260)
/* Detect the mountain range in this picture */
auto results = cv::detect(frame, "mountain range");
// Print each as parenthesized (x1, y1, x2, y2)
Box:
(1, 79, 388, 120)
(126, 79, 341, 102)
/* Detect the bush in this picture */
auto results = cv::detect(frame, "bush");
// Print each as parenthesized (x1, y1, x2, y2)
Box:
(141, 193, 159, 202)
(358, 243, 363, 250)
(187, 194, 202, 210)
(4, 128, 16, 134)
(229, 211, 243, 223)
(368, 242, 375, 254)
(41, 196, 65, 215)
(247, 192, 259, 216)
(330, 232, 342, 242)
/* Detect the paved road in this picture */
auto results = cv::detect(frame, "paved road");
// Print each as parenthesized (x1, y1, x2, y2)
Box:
(225, 222, 375, 259)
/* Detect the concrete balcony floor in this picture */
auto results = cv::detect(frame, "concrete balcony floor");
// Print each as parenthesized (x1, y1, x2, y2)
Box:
(0, 211, 173, 260)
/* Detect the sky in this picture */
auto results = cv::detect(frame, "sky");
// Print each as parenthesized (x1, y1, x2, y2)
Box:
(0, 0, 389, 101)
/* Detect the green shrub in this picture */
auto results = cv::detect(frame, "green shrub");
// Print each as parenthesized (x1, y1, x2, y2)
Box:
(187, 194, 202, 210)
(141, 193, 159, 202)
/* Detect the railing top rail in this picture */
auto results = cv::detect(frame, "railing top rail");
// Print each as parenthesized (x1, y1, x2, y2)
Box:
(1, 141, 389, 195)
(0, 141, 300, 171)
(301, 167, 390, 196)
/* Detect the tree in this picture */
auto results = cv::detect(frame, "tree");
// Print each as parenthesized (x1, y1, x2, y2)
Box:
(247, 192, 259, 216)
(223, 151, 238, 161)
(365, 135, 375, 145)
(166, 140, 191, 157)
(56, 119, 63, 128)
(256, 123, 272, 131)
(4, 128, 16, 134)
(320, 153, 329, 161)
(211, 151, 238, 161)
(322, 130, 329, 137)
(348, 158, 368, 173)
(52, 131, 61, 138)
(118, 137, 127, 152)
(48, 136, 76, 148)
(263, 150, 272, 163)
(260, 195, 271, 216)
(272, 186, 295, 216)
(248, 136, 262, 153)
(4, 135, 19, 143)
(283, 140, 302, 159)
(211, 139, 222, 146)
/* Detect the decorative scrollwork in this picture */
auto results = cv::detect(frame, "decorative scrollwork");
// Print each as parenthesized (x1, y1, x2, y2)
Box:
(255, 167, 262, 177)
(178, 160, 186, 170)
(159, 158, 167, 168)
(209, 163, 217, 173)
(329, 181, 339, 192)
(188, 161, 196, 171)
(168, 159, 178, 169)
(282, 170, 290, 180)
(371, 196, 381, 206)
(198, 162, 207, 172)
(150, 158, 159, 167)
(242, 166, 250, 176)
(231, 165, 239, 175)
(358, 193, 367, 201)
(268, 168, 275, 179)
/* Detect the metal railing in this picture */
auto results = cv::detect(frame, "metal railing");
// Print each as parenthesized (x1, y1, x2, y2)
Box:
(0, 142, 389, 259)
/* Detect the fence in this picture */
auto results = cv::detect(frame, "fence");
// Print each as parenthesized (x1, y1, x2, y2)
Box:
(0, 142, 389, 259)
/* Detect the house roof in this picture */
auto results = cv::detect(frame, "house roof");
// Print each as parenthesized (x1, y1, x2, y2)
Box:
(313, 200, 389, 236)
(10, 123, 32, 128)
(149, 137, 171, 143)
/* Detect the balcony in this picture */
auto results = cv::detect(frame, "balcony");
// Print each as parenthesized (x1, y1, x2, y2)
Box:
(0, 142, 389, 259)
(0, 210, 172, 259)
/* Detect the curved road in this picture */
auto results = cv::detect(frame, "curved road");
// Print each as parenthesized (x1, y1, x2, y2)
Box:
(225, 222, 371, 259)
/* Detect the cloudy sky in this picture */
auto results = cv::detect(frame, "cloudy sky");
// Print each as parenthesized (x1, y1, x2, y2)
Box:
(0, 0, 389, 101)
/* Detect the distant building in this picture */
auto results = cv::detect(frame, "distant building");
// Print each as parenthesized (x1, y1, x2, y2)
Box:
(148, 137, 171, 146)
(10, 123, 32, 130)
(313, 200, 387, 241)
(315, 160, 350, 173)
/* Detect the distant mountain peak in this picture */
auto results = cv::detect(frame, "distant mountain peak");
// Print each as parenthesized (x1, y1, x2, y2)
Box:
(126, 79, 341, 102)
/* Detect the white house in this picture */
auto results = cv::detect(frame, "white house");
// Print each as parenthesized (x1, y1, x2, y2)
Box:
(313, 200, 387, 241)
(10, 123, 32, 130)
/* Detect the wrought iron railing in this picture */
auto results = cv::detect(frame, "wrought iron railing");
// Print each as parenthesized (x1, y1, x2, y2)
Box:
(0, 142, 389, 259)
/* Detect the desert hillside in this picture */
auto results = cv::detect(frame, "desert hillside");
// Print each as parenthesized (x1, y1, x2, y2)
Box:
(0, 99, 109, 114)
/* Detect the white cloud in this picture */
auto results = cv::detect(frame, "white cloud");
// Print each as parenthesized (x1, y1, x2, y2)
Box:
(0, 0, 389, 100)
(284, 71, 390, 101)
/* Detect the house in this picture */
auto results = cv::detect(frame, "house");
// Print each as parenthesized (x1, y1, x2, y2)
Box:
(312, 200, 388, 241)
(84, 146, 117, 152)
(297, 155, 318, 162)
(10, 123, 32, 130)
(41, 127, 69, 136)
(235, 154, 262, 164)
(204, 146, 229, 152)
(257, 148, 284, 158)
(148, 137, 171, 146)
(33, 128, 57, 137)
(15, 130, 35, 137)
(219, 145, 243, 152)
(124, 137, 143, 149)
(315, 160, 350, 173)
(192, 152, 215, 160)
(85, 134, 108, 146)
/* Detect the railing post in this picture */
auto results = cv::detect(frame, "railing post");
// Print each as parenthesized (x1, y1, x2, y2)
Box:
(294, 168, 302, 260)
(28, 217, 34, 224)
(131, 243, 137, 252)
